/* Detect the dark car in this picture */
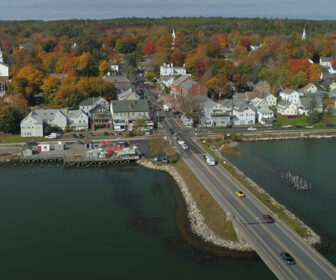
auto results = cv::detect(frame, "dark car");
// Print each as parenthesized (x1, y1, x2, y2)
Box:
(169, 128, 175, 135)
(280, 252, 296, 265)
(104, 132, 109, 136)
(72, 134, 78, 138)
(262, 214, 275, 223)
(89, 132, 95, 137)
(79, 134, 84, 138)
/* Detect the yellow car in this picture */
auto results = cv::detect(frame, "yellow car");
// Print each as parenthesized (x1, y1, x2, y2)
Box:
(236, 191, 245, 197)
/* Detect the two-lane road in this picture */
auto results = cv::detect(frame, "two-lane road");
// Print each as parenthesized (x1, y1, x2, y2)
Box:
(163, 117, 336, 280)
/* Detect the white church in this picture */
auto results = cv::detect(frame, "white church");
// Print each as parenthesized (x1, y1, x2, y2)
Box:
(0, 48, 9, 97)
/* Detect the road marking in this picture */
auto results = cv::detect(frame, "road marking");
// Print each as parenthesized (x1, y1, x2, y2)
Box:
(164, 117, 320, 279)
(187, 147, 319, 280)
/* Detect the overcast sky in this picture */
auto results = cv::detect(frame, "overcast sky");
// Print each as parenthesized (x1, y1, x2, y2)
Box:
(0, 0, 335, 20)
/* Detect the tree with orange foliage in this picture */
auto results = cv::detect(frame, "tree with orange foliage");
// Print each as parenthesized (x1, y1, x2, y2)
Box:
(41, 76, 61, 105)
(308, 64, 321, 82)
(9, 65, 44, 105)
(98, 60, 110, 77)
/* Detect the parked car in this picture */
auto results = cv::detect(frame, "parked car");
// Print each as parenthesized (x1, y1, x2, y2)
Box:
(104, 132, 109, 136)
(235, 191, 245, 197)
(247, 127, 256, 131)
(169, 128, 175, 135)
(280, 252, 296, 265)
(79, 134, 84, 138)
(72, 134, 78, 138)
(161, 155, 168, 163)
(262, 214, 275, 223)
(89, 132, 95, 137)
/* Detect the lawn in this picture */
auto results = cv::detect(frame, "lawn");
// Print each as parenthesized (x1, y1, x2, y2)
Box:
(0, 133, 45, 143)
(173, 159, 238, 242)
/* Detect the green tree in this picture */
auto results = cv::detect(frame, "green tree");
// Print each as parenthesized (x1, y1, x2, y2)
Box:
(0, 105, 23, 134)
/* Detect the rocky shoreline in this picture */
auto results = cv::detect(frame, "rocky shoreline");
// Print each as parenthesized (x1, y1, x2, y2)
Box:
(137, 159, 254, 254)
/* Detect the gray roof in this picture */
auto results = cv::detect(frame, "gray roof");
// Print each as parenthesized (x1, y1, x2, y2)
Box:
(277, 100, 292, 109)
(233, 99, 252, 112)
(79, 96, 105, 106)
(181, 79, 197, 89)
(118, 89, 140, 100)
(282, 89, 296, 94)
(257, 107, 273, 114)
(111, 99, 149, 113)
(161, 75, 174, 82)
(193, 95, 209, 104)
(320, 57, 331, 62)
(300, 97, 323, 108)
(203, 99, 218, 110)
(220, 99, 233, 107)
(171, 75, 190, 87)
(103, 75, 131, 84)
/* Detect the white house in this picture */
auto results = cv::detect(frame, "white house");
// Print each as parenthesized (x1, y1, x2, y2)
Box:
(110, 64, 120, 74)
(20, 109, 89, 137)
(330, 82, 336, 91)
(299, 83, 318, 93)
(279, 89, 301, 106)
(160, 75, 175, 87)
(277, 101, 298, 116)
(160, 63, 186, 76)
(257, 107, 274, 125)
(263, 94, 277, 107)
(117, 89, 140, 101)
(0, 48, 9, 97)
(79, 96, 109, 114)
(232, 99, 256, 125)
(328, 65, 336, 75)
(200, 98, 231, 127)
(320, 57, 332, 68)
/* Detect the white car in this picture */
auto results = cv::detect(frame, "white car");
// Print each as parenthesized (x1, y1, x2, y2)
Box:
(181, 143, 189, 150)
(247, 127, 257, 131)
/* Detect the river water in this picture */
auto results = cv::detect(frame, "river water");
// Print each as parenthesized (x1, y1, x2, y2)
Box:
(0, 165, 275, 280)
(226, 139, 336, 265)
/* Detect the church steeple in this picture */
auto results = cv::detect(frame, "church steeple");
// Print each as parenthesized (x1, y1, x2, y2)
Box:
(0, 47, 3, 63)
(302, 27, 306, 40)
(171, 29, 176, 49)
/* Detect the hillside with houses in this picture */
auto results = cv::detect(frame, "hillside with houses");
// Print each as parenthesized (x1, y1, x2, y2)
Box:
(1, 18, 336, 135)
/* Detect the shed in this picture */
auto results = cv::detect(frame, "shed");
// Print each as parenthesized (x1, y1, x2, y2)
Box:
(22, 145, 33, 157)
(55, 141, 65, 151)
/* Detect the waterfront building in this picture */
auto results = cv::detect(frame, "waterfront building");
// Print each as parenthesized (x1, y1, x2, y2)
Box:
(20, 109, 89, 137)
(232, 99, 256, 125)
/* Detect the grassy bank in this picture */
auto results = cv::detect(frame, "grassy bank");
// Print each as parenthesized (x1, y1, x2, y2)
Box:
(199, 142, 310, 239)
(173, 159, 238, 242)
(0, 133, 44, 143)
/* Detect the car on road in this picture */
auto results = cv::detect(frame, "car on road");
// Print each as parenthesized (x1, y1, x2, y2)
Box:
(262, 214, 275, 223)
(247, 127, 257, 131)
(104, 132, 109, 136)
(181, 143, 189, 150)
(306, 125, 314, 128)
(89, 132, 95, 137)
(72, 134, 78, 138)
(79, 134, 84, 138)
(235, 191, 245, 197)
(169, 128, 175, 135)
(280, 252, 296, 265)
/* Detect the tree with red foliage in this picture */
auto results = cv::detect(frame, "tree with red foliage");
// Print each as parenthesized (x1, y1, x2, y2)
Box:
(194, 58, 208, 81)
(240, 37, 252, 49)
(170, 51, 186, 66)
(143, 41, 155, 56)
(288, 59, 310, 75)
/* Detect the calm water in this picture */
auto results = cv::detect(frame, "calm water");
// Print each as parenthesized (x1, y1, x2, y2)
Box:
(0, 165, 275, 280)
(226, 139, 336, 265)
